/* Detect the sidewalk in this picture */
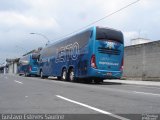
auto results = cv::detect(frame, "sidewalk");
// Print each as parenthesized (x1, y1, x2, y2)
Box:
(104, 79, 160, 87)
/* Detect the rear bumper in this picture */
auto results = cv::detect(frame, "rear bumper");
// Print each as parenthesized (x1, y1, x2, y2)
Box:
(29, 70, 38, 75)
(18, 72, 24, 75)
(88, 68, 123, 79)
(18, 71, 37, 76)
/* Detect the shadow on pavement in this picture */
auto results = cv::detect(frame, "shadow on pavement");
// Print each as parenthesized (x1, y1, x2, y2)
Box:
(100, 82, 122, 85)
(47, 77, 122, 85)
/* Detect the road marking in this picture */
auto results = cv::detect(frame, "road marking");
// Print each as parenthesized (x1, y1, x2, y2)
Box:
(56, 95, 129, 120)
(133, 91, 160, 97)
(14, 80, 23, 84)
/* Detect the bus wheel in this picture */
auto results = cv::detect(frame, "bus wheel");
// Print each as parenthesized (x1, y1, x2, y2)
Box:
(84, 79, 92, 84)
(57, 76, 61, 80)
(24, 72, 30, 77)
(24, 73, 27, 77)
(40, 70, 45, 79)
(69, 68, 75, 82)
(61, 68, 67, 81)
(94, 79, 103, 84)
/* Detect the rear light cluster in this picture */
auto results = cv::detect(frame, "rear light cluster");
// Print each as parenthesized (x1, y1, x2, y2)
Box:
(120, 58, 124, 71)
(29, 66, 32, 71)
(91, 54, 97, 68)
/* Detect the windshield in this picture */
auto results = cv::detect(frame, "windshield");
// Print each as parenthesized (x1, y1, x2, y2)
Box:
(96, 27, 124, 43)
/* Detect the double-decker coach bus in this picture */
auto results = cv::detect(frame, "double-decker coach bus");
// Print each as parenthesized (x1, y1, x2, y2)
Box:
(39, 26, 124, 83)
(18, 53, 39, 77)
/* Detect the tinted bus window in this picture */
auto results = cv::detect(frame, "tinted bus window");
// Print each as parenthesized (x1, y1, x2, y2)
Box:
(96, 27, 123, 43)
(41, 30, 91, 58)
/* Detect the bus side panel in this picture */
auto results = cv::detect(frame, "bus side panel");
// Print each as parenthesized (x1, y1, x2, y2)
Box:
(76, 45, 89, 77)
(42, 58, 50, 76)
(49, 29, 92, 78)
(77, 27, 95, 78)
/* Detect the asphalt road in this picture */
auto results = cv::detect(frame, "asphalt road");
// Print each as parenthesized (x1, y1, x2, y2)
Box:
(0, 74, 160, 120)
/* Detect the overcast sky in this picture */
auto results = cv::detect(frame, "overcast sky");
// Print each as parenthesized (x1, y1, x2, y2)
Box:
(0, 0, 160, 63)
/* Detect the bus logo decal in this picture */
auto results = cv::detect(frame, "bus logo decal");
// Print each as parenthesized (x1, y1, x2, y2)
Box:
(106, 41, 115, 49)
(72, 42, 79, 60)
(56, 42, 79, 63)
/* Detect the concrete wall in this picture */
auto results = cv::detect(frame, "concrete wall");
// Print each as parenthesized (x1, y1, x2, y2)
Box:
(8, 62, 18, 74)
(13, 63, 18, 74)
(8, 64, 14, 74)
(123, 40, 160, 81)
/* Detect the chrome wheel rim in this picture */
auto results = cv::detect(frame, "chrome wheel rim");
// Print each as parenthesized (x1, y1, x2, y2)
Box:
(62, 70, 66, 80)
(40, 71, 43, 78)
(70, 71, 74, 81)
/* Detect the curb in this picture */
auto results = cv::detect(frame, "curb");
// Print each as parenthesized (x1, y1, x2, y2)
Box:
(104, 80, 160, 87)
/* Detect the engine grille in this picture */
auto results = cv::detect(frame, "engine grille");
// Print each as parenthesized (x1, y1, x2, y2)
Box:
(98, 47, 121, 55)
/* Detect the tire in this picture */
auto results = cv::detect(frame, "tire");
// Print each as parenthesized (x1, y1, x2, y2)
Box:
(40, 70, 46, 79)
(40, 70, 43, 79)
(61, 68, 67, 81)
(24, 72, 28, 77)
(57, 76, 61, 80)
(68, 68, 75, 82)
(94, 79, 103, 84)
(84, 78, 92, 84)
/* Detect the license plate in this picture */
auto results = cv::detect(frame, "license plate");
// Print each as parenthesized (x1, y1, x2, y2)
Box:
(107, 72, 112, 76)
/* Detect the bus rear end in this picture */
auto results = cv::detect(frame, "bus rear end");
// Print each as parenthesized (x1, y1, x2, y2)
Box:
(90, 27, 124, 79)
(29, 53, 39, 75)
(18, 53, 39, 76)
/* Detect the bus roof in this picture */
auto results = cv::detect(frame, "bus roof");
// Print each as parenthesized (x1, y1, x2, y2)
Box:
(45, 26, 123, 48)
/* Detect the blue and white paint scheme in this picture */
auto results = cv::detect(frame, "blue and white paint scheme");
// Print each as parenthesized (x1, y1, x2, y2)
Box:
(38, 26, 124, 83)
(18, 53, 39, 76)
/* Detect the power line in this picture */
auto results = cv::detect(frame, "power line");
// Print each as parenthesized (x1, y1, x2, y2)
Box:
(54, 0, 140, 42)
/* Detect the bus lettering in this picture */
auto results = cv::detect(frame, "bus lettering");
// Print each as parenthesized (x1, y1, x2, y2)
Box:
(71, 42, 79, 60)
(66, 44, 72, 61)
(56, 42, 79, 63)
(60, 47, 65, 62)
